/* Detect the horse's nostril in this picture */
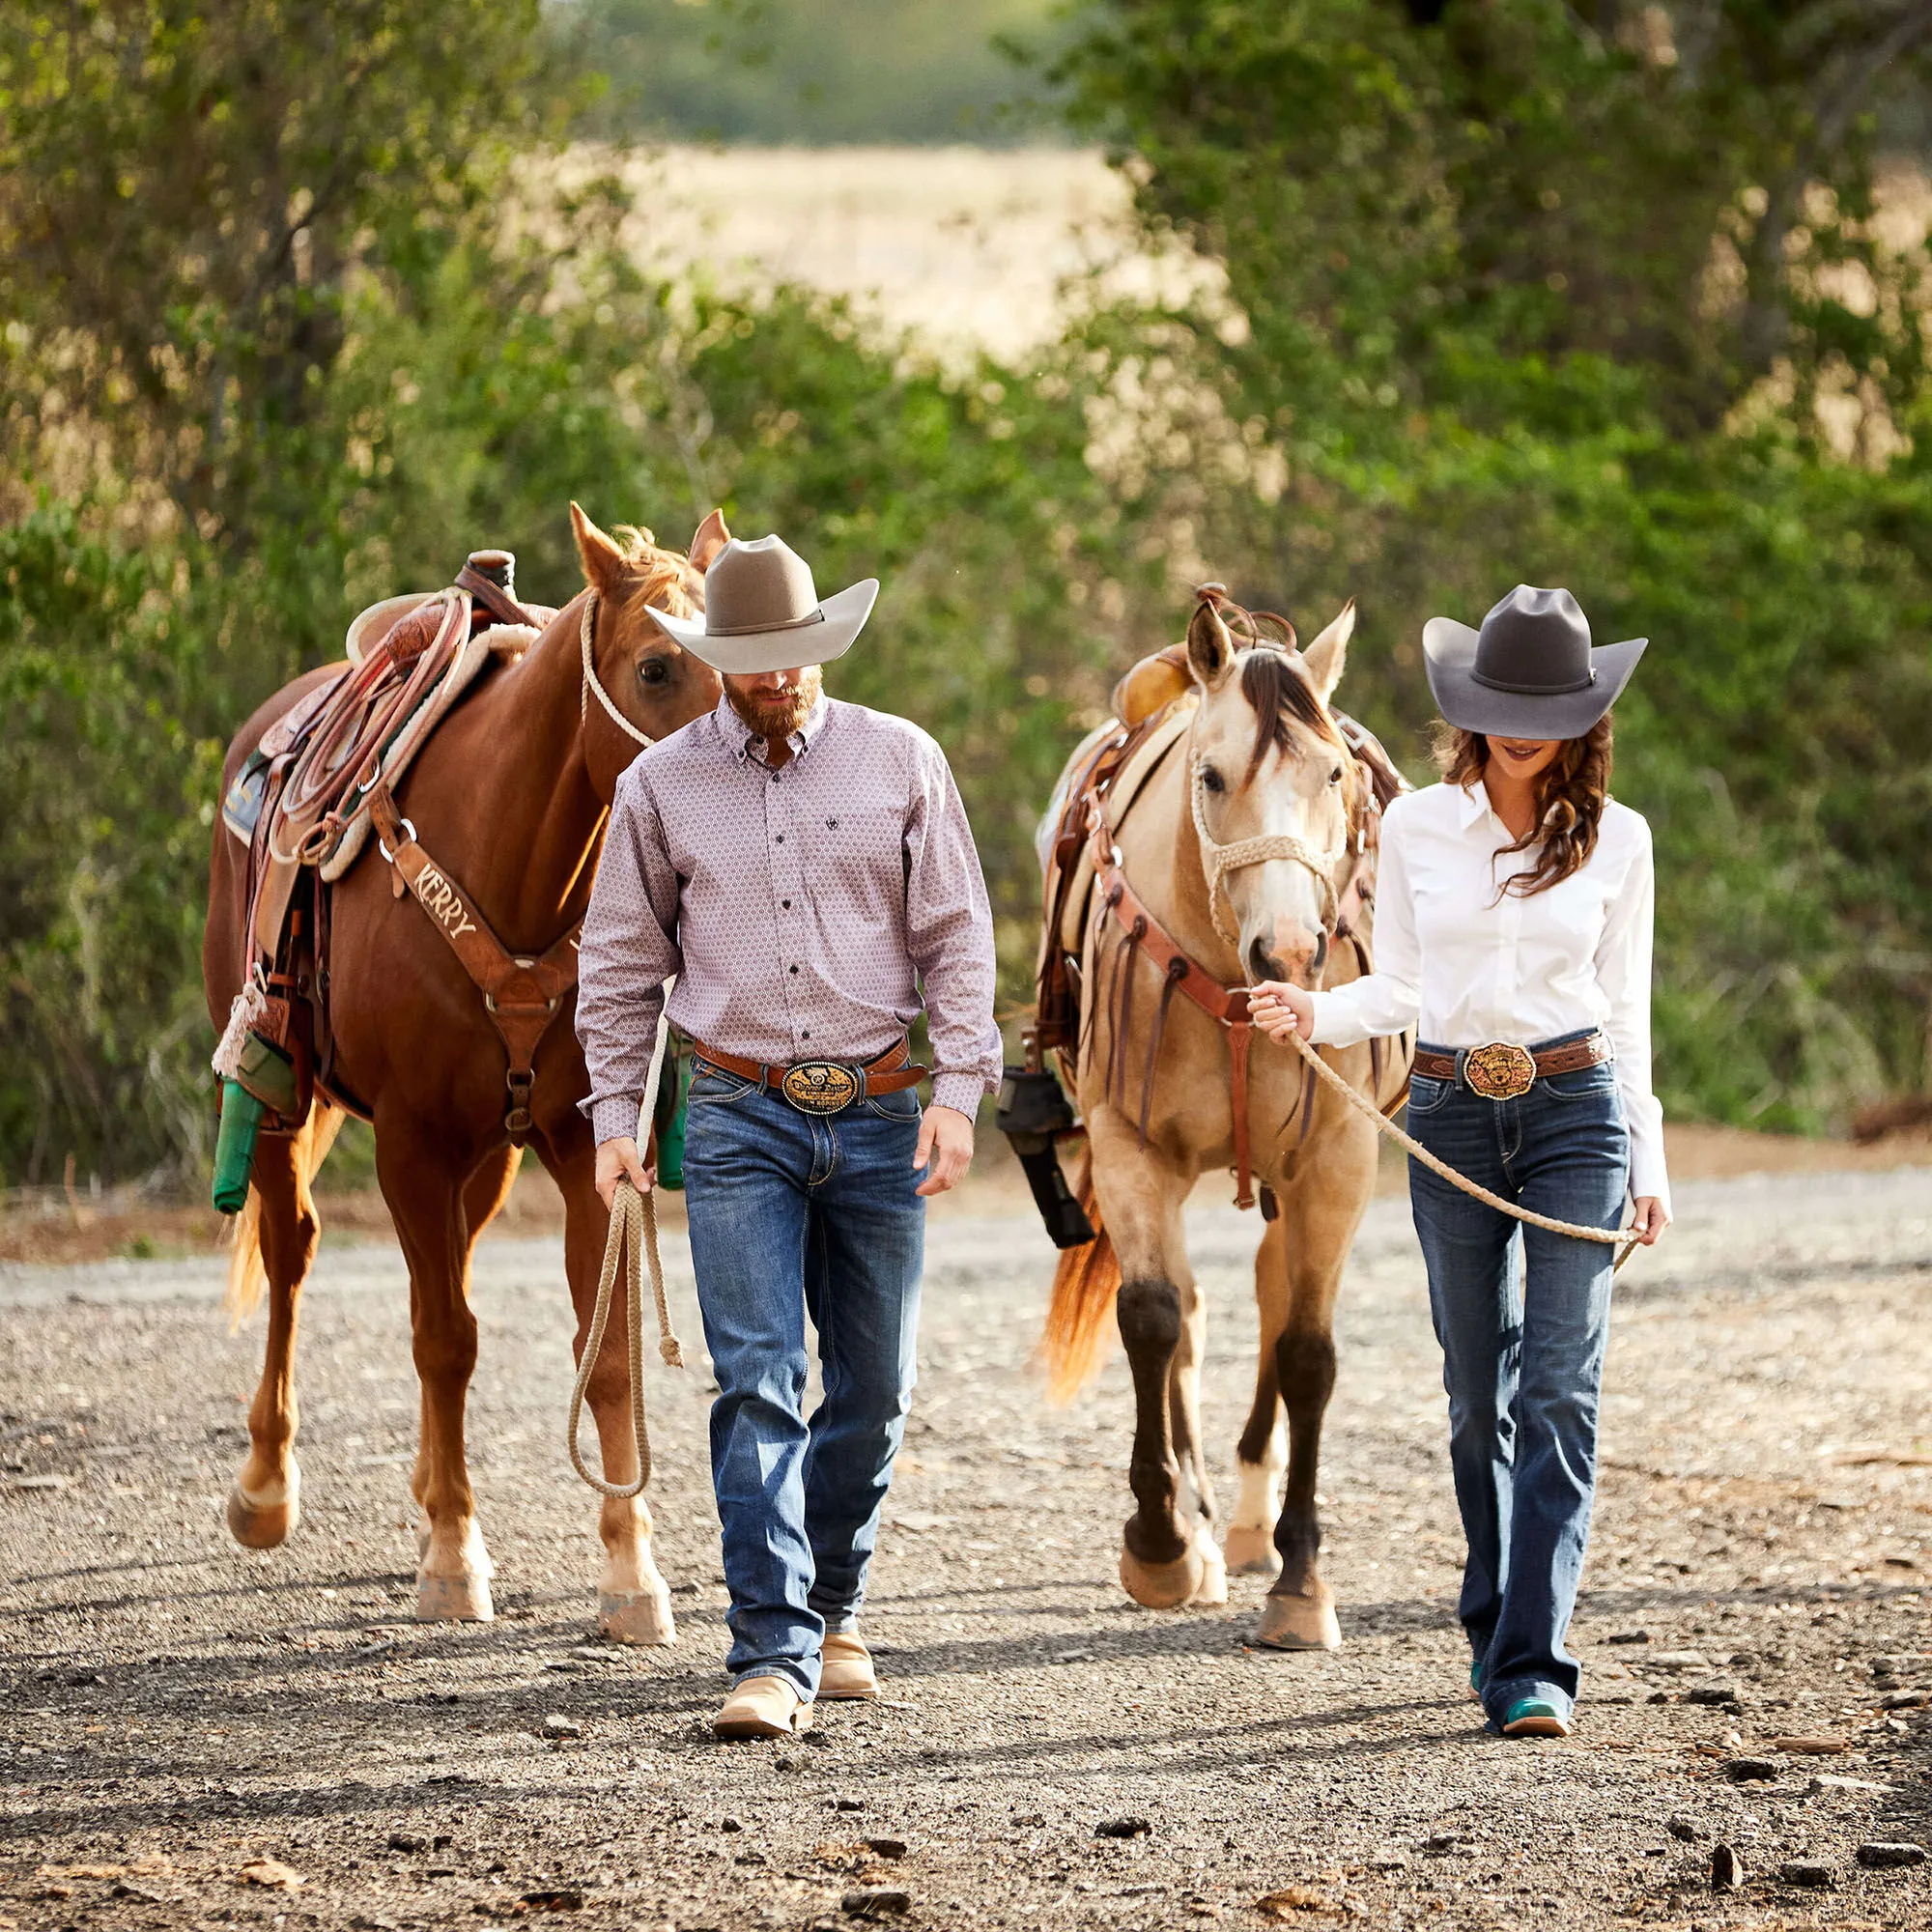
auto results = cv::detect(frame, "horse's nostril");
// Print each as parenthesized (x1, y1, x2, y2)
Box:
(1311, 930, 1328, 977)
(1248, 938, 1288, 983)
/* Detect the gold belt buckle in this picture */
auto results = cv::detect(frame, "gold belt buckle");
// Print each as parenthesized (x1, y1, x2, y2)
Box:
(1463, 1040, 1536, 1101)
(780, 1062, 860, 1116)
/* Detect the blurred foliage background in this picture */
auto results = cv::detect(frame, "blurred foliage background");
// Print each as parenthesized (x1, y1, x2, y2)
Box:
(4, 0, 1932, 1190)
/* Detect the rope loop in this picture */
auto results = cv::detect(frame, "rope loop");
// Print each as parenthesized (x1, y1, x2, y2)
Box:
(579, 591, 655, 749)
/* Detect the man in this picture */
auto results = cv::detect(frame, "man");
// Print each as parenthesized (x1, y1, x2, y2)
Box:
(576, 531, 1001, 1740)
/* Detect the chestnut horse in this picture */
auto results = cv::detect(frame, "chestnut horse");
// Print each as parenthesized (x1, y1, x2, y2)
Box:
(202, 504, 725, 1640)
(1042, 593, 1409, 1648)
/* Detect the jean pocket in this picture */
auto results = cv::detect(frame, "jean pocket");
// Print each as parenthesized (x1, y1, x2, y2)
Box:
(1404, 1072, 1453, 1116)
(864, 1086, 923, 1122)
(1541, 1063, 1618, 1103)
(687, 1066, 756, 1108)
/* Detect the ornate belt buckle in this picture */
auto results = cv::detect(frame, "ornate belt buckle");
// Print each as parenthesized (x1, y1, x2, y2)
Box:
(1463, 1040, 1536, 1101)
(780, 1062, 860, 1116)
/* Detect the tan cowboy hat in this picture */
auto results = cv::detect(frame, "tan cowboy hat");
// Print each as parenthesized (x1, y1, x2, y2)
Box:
(648, 535, 878, 674)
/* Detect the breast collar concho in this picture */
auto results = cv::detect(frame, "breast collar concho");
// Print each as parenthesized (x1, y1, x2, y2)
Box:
(1086, 741, 1377, 1213)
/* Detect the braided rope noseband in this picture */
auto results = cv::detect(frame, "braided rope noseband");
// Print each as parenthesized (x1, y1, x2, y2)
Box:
(1189, 751, 1347, 950)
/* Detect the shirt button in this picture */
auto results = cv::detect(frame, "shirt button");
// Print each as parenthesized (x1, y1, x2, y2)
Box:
(771, 773, 781, 783)
(781, 897, 792, 909)
(776, 834, 784, 844)
(802, 1030, 810, 1040)
(789, 964, 800, 976)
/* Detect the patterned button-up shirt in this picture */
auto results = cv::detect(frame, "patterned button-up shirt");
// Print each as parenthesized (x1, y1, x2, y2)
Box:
(577, 694, 1003, 1143)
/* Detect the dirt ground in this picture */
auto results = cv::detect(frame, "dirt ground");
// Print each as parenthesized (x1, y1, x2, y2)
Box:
(3, 1154, 1929, 1932)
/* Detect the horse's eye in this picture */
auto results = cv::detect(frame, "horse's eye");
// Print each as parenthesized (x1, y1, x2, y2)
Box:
(638, 657, 670, 688)
(1329, 763, 1345, 785)
(1200, 765, 1225, 795)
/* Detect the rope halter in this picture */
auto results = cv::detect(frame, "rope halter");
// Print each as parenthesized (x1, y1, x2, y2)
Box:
(1189, 753, 1348, 952)
(579, 591, 655, 750)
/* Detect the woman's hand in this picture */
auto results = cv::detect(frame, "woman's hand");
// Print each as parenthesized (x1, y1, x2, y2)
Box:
(1630, 1196, 1670, 1245)
(1248, 980, 1316, 1041)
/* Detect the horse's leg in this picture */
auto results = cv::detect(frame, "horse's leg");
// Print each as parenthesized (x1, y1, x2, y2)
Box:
(227, 1105, 341, 1548)
(380, 1127, 495, 1622)
(1088, 1106, 1201, 1609)
(1255, 1127, 1373, 1652)
(404, 1146, 520, 1566)
(1225, 1213, 1290, 1574)
(1166, 1261, 1227, 1606)
(536, 1123, 676, 1647)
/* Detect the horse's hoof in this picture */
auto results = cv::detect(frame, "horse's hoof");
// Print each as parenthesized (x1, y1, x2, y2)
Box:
(1223, 1524, 1276, 1575)
(1254, 1585, 1342, 1651)
(1120, 1545, 1204, 1609)
(416, 1570, 495, 1623)
(599, 1589, 678, 1647)
(1188, 1543, 1229, 1608)
(226, 1466, 300, 1549)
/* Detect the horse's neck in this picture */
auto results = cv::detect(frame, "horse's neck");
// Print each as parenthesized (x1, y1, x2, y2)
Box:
(422, 593, 607, 951)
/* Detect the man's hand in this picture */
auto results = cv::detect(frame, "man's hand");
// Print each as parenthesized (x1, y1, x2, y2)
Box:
(595, 1135, 654, 1211)
(913, 1104, 974, 1198)
(1248, 980, 1316, 1041)
(1630, 1195, 1670, 1246)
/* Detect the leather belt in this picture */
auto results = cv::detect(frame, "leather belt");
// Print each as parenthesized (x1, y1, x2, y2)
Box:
(689, 1036, 928, 1116)
(1412, 1031, 1611, 1101)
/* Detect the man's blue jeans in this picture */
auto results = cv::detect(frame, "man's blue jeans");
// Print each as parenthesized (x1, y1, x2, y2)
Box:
(1405, 1032, 1630, 1728)
(680, 1064, 925, 1699)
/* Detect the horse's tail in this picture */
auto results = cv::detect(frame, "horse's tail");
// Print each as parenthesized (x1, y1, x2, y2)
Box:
(222, 1104, 345, 1331)
(1038, 1162, 1121, 1404)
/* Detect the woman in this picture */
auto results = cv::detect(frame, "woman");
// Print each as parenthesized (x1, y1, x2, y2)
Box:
(1251, 583, 1669, 1741)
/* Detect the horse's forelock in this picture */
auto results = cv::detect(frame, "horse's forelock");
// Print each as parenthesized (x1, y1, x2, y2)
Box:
(608, 524, 699, 619)
(1235, 648, 1362, 828)
(1236, 648, 1343, 773)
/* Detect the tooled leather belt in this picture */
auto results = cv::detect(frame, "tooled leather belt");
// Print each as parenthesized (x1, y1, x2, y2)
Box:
(689, 1036, 928, 1116)
(1412, 1030, 1611, 1101)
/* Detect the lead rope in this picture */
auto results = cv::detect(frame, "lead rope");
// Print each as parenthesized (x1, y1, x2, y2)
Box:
(1277, 1025, 1642, 1274)
(566, 1012, 687, 1500)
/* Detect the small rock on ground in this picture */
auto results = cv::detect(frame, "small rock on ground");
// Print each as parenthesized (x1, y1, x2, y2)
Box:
(1858, 1843, 1928, 1869)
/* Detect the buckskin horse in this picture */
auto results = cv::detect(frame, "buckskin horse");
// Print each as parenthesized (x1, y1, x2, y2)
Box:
(1036, 586, 1410, 1648)
(201, 504, 725, 1640)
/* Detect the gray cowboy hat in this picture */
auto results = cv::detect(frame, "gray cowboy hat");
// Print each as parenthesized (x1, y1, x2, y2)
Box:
(647, 534, 878, 675)
(1423, 584, 1645, 739)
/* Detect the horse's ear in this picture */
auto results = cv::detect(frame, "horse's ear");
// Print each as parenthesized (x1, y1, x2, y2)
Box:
(688, 508, 731, 575)
(571, 500, 629, 601)
(1185, 596, 1236, 689)
(1300, 598, 1355, 703)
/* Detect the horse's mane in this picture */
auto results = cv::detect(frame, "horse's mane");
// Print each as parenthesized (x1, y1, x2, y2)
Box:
(607, 525, 700, 617)
(1228, 625, 1363, 832)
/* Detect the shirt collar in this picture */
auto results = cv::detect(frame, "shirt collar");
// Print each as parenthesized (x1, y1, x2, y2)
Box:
(1456, 779, 1493, 831)
(715, 692, 832, 764)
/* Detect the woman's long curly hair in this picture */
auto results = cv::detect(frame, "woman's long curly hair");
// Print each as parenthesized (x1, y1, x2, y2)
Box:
(1433, 715, 1614, 898)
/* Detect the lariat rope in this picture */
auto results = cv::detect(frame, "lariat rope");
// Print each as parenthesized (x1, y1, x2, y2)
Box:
(579, 592, 655, 749)
(567, 1006, 686, 1499)
(1190, 756, 1344, 947)
(1275, 1023, 1641, 1273)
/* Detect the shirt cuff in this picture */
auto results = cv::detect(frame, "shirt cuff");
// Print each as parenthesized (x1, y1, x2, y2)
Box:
(929, 1072, 987, 1118)
(590, 1094, 644, 1145)
(1305, 989, 1367, 1049)
(1629, 1133, 1671, 1218)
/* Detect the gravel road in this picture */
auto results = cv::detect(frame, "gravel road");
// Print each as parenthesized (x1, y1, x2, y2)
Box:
(4, 1166, 1930, 1931)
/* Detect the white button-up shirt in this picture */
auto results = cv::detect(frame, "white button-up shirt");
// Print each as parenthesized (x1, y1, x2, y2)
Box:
(1309, 779, 1668, 1209)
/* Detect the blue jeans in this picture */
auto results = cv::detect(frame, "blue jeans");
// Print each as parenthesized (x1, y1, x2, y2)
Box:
(680, 1065, 925, 1699)
(1405, 1031, 1630, 1728)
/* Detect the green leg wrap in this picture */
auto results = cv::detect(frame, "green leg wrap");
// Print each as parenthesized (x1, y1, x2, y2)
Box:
(213, 1079, 267, 1214)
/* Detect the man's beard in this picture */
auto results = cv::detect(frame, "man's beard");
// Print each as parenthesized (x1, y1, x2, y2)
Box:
(725, 667, 823, 741)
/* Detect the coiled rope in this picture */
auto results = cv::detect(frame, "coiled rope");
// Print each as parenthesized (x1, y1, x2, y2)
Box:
(566, 1009, 687, 1498)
